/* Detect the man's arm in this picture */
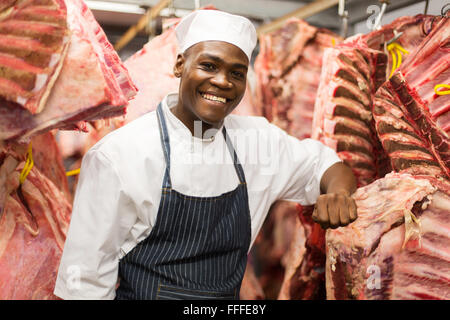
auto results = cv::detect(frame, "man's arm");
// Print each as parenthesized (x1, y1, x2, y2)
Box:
(54, 149, 133, 299)
(313, 162, 358, 229)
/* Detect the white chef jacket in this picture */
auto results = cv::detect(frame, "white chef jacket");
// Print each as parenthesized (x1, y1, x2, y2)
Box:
(54, 93, 341, 300)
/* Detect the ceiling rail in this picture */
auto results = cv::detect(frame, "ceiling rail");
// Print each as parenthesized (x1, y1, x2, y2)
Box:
(256, 0, 339, 35)
(114, 0, 171, 51)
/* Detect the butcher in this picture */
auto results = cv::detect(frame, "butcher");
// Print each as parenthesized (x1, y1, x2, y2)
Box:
(54, 9, 357, 300)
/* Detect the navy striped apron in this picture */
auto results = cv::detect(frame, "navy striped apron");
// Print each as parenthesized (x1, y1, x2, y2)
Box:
(115, 103, 251, 300)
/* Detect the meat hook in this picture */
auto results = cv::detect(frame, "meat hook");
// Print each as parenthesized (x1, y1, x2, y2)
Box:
(373, 0, 390, 31)
(441, 3, 450, 17)
(338, 0, 349, 38)
(386, 30, 403, 45)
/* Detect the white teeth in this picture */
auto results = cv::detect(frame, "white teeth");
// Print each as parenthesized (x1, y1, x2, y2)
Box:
(201, 93, 227, 103)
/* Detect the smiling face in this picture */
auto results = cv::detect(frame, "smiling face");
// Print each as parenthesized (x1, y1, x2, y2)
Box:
(173, 41, 249, 134)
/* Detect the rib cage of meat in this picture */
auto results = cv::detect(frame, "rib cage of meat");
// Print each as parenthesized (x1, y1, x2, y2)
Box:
(0, 0, 137, 143)
(326, 173, 450, 300)
(373, 17, 450, 179)
(312, 36, 388, 186)
(311, 15, 438, 187)
(0, 0, 70, 113)
(322, 15, 450, 300)
(254, 19, 341, 140)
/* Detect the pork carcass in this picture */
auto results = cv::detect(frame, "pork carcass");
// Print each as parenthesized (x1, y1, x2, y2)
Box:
(0, 0, 137, 142)
(254, 19, 341, 140)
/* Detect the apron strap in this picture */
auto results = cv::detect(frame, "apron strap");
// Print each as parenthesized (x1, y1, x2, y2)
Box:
(156, 102, 247, 188)
(222, 127, 246, 185)
(156, 103, 172, 189)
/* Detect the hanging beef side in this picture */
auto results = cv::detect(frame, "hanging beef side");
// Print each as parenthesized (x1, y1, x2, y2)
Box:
(326, 173, 450, 300)
(324, 15, 450, 300)
(255, 18, 341, 140)
(0, 0, 137, 142)
(0, 0, 70, 114)
(312, 35, 388, 186)
(0, 132, 72, 299)
(312, 15, 437, 187)
(373, 16, 450, 178)
(0, 0, 137, 300)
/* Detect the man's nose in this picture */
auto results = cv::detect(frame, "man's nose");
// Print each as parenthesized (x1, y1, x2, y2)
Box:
(210, 71, 232, 89)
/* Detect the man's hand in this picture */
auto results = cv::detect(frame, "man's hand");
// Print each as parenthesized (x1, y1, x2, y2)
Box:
(312, 190, 357, 229)
(316, 162, 358, 229)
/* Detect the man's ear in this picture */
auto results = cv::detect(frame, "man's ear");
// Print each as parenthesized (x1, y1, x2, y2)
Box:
(173, 53, 185, 78)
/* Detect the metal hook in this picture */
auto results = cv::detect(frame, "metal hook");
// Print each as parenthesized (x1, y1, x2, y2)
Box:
(422, 3, 450, 36)
(338, 0, 348, 38)
(373, 0, 390, 31)
(441, 3, 450, 16)
(424, 0, 429, 15)
(168, 0, 175, 14)
(386, 29, 403, 45)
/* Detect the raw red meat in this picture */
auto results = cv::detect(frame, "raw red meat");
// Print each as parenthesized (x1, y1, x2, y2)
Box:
(312, 35, 388, 186)
(325, 173, 449, 300)
(2, 131, 71, 200)
(118, 24, 180, 126)
(311, 15, 437, 187)
(278, 204, 328, 300)
(239, 258, 265, 300)
(277, 208, 307, 299)
(0, 158, 71, 299)
(255, 19, 341, 140)
(282, 15, 449, 302)
(0, 0, 137, 142)
(0, 0, 70, 113)
(373, 16, 450, 179)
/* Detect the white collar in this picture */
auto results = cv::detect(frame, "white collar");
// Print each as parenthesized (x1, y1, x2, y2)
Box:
(162, 93, 224, 142)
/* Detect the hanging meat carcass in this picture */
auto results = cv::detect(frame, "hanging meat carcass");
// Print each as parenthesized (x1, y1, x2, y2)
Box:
(251, 19, 342, 300)
(277, 14, 449, 301)
(312, 15, 437, 187)
(0, 0, 137, 143)
(0, 0, 136, 300)
(0, 0, 70, 114)
(324, 15, 450, 300)
(255, 18, 342, 140)
(0, 132, 72, 299)
(326, 173, 449, 300)
(373, 16, 450, 178)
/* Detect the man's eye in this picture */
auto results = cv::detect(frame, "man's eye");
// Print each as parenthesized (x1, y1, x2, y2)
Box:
(201, 63, 216, 71)
(232, 71, 245, 79)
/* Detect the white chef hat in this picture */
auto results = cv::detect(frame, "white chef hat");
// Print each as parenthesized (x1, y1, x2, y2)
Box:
(175, 10, 257, 62)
